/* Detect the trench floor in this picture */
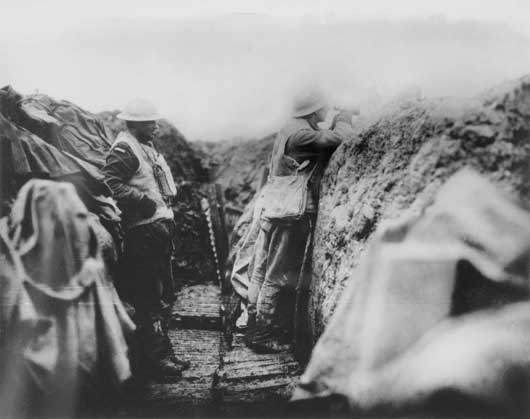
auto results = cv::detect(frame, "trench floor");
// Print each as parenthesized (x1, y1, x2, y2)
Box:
(122, 283, 301, 417)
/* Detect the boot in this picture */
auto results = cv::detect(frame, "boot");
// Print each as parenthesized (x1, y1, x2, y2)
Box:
(249, 338, 291, 354)
(159, 320, 190, 371)
(150, 357, 186, 377)
(137, 319, 184, 378)
(246, 315, 291, 354)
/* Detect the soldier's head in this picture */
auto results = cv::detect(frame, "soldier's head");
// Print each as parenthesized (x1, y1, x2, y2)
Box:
(291, 88, 329, 123)
(125, 120, 158, 143)
(118, 99, 161, 142)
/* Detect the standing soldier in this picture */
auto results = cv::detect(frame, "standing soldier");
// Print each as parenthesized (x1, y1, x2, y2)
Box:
(246, 89, 356, 354)
(102, 99, 189, 376)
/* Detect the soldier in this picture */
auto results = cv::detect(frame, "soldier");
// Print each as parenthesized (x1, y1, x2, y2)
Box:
(246, 89, 356, 354)
(102, 99, 189, 376)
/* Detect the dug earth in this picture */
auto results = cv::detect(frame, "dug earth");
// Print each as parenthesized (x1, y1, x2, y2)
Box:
(309, 76, 530, 338)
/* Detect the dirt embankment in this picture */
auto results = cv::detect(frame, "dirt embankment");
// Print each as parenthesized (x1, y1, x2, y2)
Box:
(195, 135, 275, 210)
(309, 76, 530, 339)
(199, 77, 530, 342)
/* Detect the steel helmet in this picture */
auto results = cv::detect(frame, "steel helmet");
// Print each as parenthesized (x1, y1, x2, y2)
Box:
(291, 88, 327, 118)
(117, 98, 162, 121)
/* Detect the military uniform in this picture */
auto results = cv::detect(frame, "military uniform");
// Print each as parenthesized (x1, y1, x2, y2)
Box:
(102, 130, 179, 371)
(247, 113, 354, 354)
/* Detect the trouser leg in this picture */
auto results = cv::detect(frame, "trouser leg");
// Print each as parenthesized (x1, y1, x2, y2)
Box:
(294, 216, 315, 362)
(161, 220, 177, 307)
(246, 225, 270, 343)
(124, 219, 174, 367)
(252, 221, 305, 344)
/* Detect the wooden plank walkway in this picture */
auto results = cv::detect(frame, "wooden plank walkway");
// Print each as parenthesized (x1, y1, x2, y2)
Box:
(217, 333, 300, 405)
(138, 282, 301, 416)
(172, 284, 221, 330)
(145, 329, 221, 406)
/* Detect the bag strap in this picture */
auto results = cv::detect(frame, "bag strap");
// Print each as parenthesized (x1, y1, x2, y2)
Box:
(139, 141, 160, 166)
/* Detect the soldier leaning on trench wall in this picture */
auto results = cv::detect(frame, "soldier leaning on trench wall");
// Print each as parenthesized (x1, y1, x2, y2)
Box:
(245, 88, 358, 357)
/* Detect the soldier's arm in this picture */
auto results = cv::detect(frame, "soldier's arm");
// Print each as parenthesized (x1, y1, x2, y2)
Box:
(102, 144, 154, 214)
(287, 113, 354, 153)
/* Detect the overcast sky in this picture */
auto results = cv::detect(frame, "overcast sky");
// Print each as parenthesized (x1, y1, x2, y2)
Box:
(2, 1, 530, 141)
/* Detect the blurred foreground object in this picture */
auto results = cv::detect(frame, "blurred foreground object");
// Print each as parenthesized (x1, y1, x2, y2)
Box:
(0, 179, 134, 418)
(293, 169, 530, 416)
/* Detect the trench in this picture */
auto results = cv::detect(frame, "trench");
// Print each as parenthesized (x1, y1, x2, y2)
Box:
(108, 186, 301, 417)
(118, 282, 301, 417)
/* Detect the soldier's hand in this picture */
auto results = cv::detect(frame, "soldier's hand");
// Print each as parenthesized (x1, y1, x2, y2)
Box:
(336, 109, 359, 123)
(138, 196, 157, 218)
(153, 320, 163, 334)
(330, 108, 358, 128)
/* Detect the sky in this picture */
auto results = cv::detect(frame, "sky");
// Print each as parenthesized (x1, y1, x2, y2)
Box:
(1, 1, 530, 141)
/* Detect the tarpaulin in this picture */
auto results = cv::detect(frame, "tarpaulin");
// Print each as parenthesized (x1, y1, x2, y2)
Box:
(1, 113, 101, 179)
(18, 93, 113, 168)
(0, 86, 119, 225)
